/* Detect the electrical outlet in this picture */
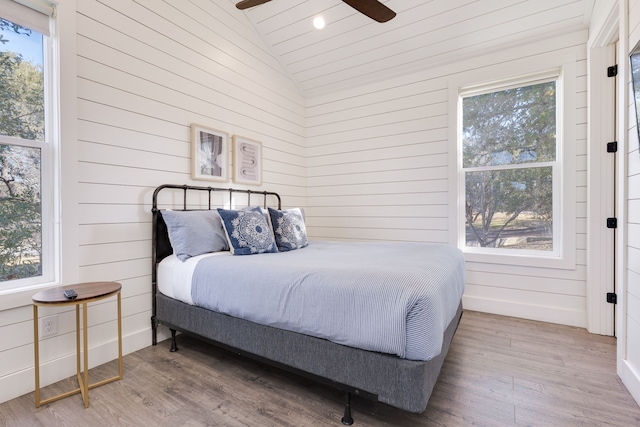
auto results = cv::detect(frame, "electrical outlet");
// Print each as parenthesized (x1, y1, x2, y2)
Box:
(39, 314, 57, 338)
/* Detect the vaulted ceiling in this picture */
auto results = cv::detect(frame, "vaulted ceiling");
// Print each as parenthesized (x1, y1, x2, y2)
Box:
(235, 0, 594, 97)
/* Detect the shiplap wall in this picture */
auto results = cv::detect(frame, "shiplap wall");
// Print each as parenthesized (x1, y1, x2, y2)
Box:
(0, 0, 306, 404)
(305, 29, 589, 327)
(623, 0, 640, 404)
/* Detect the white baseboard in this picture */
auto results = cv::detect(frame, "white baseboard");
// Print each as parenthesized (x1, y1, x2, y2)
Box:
(0, 327, 153, 405)
(462, 295, 587, 328)
(619, 359, 640, 407)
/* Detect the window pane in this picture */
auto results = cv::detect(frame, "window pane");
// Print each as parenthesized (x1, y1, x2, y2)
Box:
(0, 17, 45, 140)
(0, 16, 45, 284)
(465, 167, 553, 251)
(462, 81, 556, 168)
(0, 144, 42, 281)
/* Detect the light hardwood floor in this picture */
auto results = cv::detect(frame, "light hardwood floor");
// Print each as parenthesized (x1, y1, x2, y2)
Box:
(2, 310, 640, 426)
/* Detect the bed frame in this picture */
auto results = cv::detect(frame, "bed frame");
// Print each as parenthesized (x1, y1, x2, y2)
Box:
(151, 184, 462, 424)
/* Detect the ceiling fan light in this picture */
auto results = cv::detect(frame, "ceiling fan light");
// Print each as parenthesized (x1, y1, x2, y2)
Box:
(313, 16, 325, 30)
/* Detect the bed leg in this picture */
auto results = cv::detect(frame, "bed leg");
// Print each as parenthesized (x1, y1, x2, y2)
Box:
(151, 316, 157, 346)
(341, 392, 354, 425)
(169, 329, 179, 352)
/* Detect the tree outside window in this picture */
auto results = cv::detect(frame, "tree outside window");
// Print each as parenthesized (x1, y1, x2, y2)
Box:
(0, 17, 44, 282)
(462, 80, 557, 252)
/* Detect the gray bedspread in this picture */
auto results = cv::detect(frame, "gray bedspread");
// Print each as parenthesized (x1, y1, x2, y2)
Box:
(191, 240, 465, 361)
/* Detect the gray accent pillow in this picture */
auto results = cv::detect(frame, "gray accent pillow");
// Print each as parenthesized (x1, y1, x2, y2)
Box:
(161, 210, 229, 261)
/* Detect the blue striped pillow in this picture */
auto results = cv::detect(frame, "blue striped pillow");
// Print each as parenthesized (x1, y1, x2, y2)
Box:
(161, 210, 229, 261)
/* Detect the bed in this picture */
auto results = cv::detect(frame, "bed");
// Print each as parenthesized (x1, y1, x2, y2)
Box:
(151, 184, 465, 424)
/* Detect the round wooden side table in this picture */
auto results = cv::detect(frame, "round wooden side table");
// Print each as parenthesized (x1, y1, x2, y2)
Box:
(32, 281, 123, 408)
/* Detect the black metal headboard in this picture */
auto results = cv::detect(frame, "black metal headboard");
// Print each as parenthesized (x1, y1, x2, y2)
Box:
(151, 184, 282, 330)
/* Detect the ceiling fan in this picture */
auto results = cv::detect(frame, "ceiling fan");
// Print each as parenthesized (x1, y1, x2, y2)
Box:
(235, 0, 396, 23)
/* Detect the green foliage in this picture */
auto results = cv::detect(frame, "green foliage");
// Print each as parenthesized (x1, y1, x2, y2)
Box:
(463, 82, 556, 249)
(0, 19, 44, 282)
(0, 144, 42, 281)
(0, 180, 41, 281)
(0, 51, 44, 140)
(463, 82, 556, 167)
(465, 168, 552, 248)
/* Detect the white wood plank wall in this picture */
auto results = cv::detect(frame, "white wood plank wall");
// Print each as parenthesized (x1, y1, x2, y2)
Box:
(0, 0, 306, 404)
(305, 30, 589, 327)
(624, 0, 640, 404)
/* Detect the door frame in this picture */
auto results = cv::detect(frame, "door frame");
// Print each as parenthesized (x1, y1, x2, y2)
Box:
(587, 3, 618, 336)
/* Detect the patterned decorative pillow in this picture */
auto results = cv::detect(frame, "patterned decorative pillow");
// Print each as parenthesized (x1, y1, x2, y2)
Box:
(161, 210, 229, 261)
(217, 207, 277, 255)
(267, 207, 309, 252)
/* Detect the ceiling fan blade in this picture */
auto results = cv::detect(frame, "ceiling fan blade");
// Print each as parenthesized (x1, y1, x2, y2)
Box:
(236, 0, 272, 10)
(342, 0, 396, 23)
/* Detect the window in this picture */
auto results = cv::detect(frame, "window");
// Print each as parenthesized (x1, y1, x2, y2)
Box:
(0, 0, 55, 288)
(459, 73, 561, 258)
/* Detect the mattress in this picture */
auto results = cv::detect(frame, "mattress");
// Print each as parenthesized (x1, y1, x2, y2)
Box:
(157, 240, 465, 361)
(157, 251, 226, 305)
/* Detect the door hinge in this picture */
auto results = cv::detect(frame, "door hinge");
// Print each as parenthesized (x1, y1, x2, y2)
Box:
(607, 217, 617, 228)
(607, 141, 618, 153)
(607, 292, 617, 304)
(608, 65, 618, 77)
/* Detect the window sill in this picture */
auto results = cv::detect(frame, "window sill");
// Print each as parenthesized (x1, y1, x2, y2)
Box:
(0, 281, 62, 311)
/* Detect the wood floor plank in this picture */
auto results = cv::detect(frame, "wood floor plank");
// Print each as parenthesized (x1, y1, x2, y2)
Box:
(2, 310, 640, 426)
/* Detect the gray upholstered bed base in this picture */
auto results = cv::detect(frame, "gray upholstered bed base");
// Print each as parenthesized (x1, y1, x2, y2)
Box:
(151, 185, 463, 420)
(155, 292, 462, 413)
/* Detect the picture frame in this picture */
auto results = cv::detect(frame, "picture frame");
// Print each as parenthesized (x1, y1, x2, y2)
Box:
(233, 135, 262, 185)
(191, 124, 229, 182)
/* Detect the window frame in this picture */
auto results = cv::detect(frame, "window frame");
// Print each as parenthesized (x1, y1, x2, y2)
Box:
(0, 3, 58, 291)
(460, 74, 561, 258)
(448, 58, 577, 270)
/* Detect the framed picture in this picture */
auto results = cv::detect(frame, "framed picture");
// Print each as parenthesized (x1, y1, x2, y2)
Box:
(233, 135, 262, 185)
(191, 124, 229, 182)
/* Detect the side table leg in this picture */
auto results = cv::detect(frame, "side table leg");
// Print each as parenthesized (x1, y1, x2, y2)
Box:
(76, 305, 80, 383)
(117, 291, 123, 379)
(76, 304, 84, 406)
(82, 302, 89, 408)
(33, 305, 40, 407)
